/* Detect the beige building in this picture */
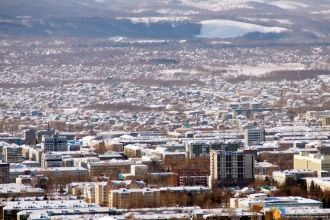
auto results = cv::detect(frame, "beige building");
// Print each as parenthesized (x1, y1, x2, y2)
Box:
(306, 110, 330, 120)
(109, 188, 161, 209)
(294, 152, 330, 176)
(124, 144, 143, 158)
(87, 160, 135, 178)
(322, 117, 330, 126)
(109, 186, 209, 209)
(273, 170, 317, 185)
(95, 182, 109, 206)
(95, 180, 145, 206)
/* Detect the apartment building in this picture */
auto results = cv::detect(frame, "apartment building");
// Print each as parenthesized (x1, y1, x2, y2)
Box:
(109, 186, 209, 209)
(0, 162, 9, 183)
(109, 188, 161, 209)
(95, 180, 145, 206)
(36, 128, 55, 143)
(23, 128, 36, 145)
(176, 169, 209, 186)
(306, 110, 330, 120)
(244, 128, 265, 146)
(87, 160, 135, 178)
(41, 134, 67, 152)
(3, 145, 23, 163)
(42, 152, 63, 168)
(210, 150, 255, 187)
(185, 141, 224, 158)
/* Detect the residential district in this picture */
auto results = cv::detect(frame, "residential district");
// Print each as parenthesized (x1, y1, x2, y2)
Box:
(0, 90, 330, 219)
(0, 38, 330, 220)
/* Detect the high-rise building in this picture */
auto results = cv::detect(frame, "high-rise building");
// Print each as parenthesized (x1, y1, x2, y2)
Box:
(185, 141, 238, 158)
(0, 162, 9, 183)
(36, 128, 55, 143)
(244, 128, 265, 146)
(23, 128, 36, 145)
(41, 134, 67, 152)
(210, 150, 255, 187)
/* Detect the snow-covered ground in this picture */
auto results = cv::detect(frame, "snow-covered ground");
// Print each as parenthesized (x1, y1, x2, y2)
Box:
(239, 17, 292, 25)
(310, 9, 330, 15)
(267, 1, 308, 9)
(179, 0, 262, 11)
(156, 9, 199, 16)
(116, 17, 190, 24)
(226, 63, 305, 77)
(197, 19, 287, 39)
(180, 0, 318, 11)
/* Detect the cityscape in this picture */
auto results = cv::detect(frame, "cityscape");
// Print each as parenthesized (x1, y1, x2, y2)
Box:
(0, 0, 330, 219)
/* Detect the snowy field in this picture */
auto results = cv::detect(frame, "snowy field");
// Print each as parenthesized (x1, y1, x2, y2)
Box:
(225, 63, 305, 77)
(116, 17, 190, 24)
(180, 0, 321, 11)
(197, 19, 287, 39)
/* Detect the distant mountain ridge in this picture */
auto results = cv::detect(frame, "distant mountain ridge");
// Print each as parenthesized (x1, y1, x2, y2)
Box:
(0, 0, 329, 43)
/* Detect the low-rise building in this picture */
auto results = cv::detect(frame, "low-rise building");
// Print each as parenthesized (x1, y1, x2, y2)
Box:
(273, 170, 317, 185)
(255, 161, 279, 176)
(294, 152, 330, 176)
(230, 193, 322, 209)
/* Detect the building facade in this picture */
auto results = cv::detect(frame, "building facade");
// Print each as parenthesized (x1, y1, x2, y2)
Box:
(0, 162, 9, 183)
(41, 134, 67, 152)
(210, 150, 255, 187)
(294, 152, 330, 175)
(244, 128, 265, 146)
(3, 145, 23, 163)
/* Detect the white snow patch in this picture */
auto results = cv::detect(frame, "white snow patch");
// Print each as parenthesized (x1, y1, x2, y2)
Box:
(210, 41, 232, 45)
(267, 1, 308, 9)
(226, 63, 305, 77)
(116, 16, 190, 24)
(239, 17, 292, 25)
(275, 19, 292, 25)
(311, 9, 330, 15)
(197, 19, 287, 39)
(157, 9, 199, 15)
(179, 0, 263, 11)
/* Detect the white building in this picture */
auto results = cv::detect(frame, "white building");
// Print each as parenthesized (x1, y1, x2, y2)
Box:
(230, 193, 322, 209)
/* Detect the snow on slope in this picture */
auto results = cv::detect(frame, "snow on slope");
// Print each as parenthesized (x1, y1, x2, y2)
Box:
(116, 16, 190, 24)
(180, 0, 316, 11)
(197, 19, 288, 39)
(180, 0, 263, 11)
(267, 1, 308, 9)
